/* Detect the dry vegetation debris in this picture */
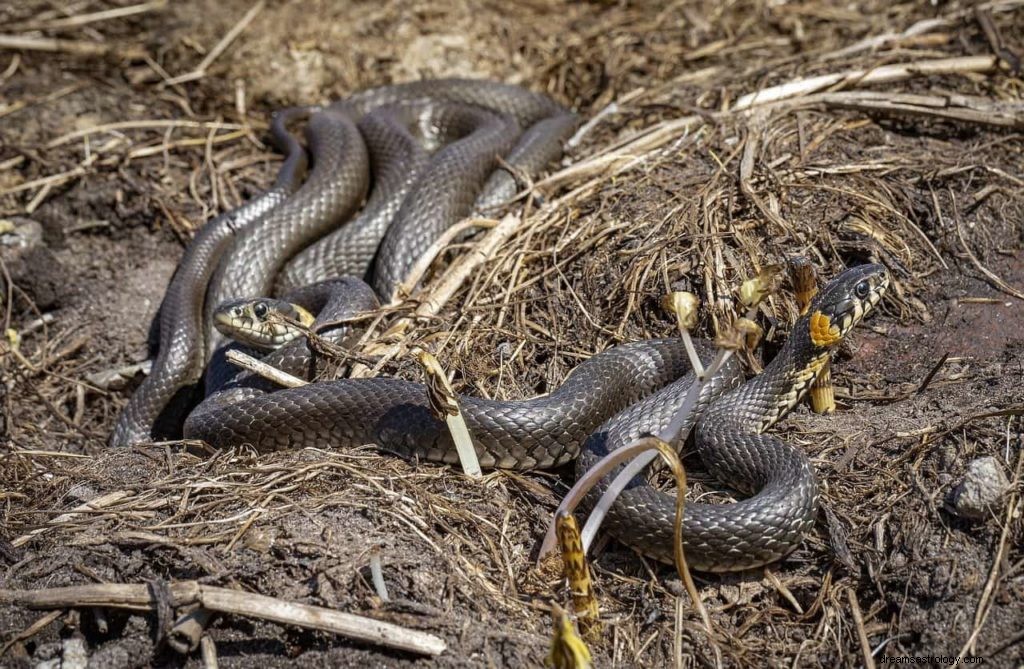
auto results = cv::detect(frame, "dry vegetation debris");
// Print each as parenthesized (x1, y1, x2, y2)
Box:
(1, 0, 1023, 667)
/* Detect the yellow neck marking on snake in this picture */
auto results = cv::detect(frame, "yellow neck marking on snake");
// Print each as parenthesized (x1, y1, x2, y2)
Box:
(761, 351, 831, 432)
(809, 310, 842, 347)
(294, 305, 316, 329)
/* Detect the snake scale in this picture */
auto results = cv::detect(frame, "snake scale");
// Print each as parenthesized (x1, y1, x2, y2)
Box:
(111, 78, 889, 570)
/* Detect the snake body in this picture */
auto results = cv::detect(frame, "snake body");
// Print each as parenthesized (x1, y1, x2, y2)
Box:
(193, 265, 887, 570)
(109, 111, 308, 447)
(113, 78, 890, 570)
(111, 79, 576, 445)
(577, 264, 888, 570)
(205, 108, 370, 355)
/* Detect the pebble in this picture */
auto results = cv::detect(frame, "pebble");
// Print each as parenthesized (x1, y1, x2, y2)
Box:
(948, 456, 1010, 520)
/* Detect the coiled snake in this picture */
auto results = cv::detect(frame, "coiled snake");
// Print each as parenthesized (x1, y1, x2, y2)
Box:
(111, 78, 889, 570)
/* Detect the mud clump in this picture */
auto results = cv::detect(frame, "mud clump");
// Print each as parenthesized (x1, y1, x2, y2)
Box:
(0, 219, 66, 311)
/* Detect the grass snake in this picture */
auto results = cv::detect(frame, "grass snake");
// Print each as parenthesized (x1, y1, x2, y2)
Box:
(111, 78, 889, 570)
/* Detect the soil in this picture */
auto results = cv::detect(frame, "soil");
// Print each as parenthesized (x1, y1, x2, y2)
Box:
(1, 1, 1023, 667)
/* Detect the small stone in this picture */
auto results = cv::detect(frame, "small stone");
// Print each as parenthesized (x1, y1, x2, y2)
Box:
(948, 456, 1010, 520)
(664, 578, 685, 596)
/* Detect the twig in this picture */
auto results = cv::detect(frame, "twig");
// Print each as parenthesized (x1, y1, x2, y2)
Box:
(820, 16, 953, 61)
(85, 360, 151, 391)
(128, 129, 249, 159)
(765, 570, 803, 613)
(10, 1, 168, 32)
(369, 551, 390, 603)
(224, 349, 307, 388)
(12, 491, 131, 547)
(734, 55, 998, 110)
(0, 34, 146, 59)
(0, 53, 19, 85)
(847, 589, 876, 669)
(0, 581, 447, 656)
(0, 166, 89, 198)
(801, 90, 1024, 128)
(818, 0, 1024, 61)
(0, 610, 63, 656)
(413, 348, 481, 477)
(916, 352, 950, 395)
(20, 312, 55, 336)
(200, 635, 218, 669)
(168, 607, 214, 654)
(351, 213, 521, 377)
(739, 114, 789, 230)
(976, 6, 1021, 73)
(396, 218, 498, 300)
(0, 155, 24, 172)
(955, 203, 1024, 300)
(46, 120, 248, 149)
(164, 1, 265, 85)
(567, 102, 620, 148)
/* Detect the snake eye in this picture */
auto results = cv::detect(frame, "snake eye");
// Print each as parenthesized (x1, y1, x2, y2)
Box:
(854, 281, 870, 299)
(253, 302, 268, 319)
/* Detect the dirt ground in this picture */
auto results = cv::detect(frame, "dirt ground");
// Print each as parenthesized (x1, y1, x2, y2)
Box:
(1, 0, 1023, 667)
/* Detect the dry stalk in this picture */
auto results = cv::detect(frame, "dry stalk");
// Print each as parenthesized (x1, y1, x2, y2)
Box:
(733, 55, 998, 110)
(413, 348, 481, 477)
(12, 491, 128, 548)
(0, 34, 146, 59)
(8, 1, 168, 32)
(163, 1, 265, 86)
(0, 581, 446, 656)
(224, 349, 307, 388)
(350, 213, 522, 377)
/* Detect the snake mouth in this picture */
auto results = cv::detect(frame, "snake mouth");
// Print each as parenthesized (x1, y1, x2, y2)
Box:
(212, 298, 311, 350)
(215, 314, 304, 349)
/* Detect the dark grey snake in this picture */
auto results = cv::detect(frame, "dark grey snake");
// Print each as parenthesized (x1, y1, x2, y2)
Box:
(111, 79, 577, 446)
(111, 78, 889, 570)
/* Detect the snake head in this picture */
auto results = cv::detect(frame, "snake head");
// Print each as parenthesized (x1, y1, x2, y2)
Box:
(805, 263, 889, 349)
(213, 297, 315, 350)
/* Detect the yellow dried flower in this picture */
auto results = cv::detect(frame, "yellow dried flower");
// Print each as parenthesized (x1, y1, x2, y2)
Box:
(546, 604, 592, 669)
(713, 325, 746, 352)
(739, 264, 784, 307)
(661, 291, 699, 330)
(734, 317, 763, 349)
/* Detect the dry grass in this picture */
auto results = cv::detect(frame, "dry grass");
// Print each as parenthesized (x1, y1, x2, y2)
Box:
(2, 0, 1023, 666)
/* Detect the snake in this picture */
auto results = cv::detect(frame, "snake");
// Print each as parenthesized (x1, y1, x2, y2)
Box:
(109, 109, 309, 447)
(110, 79, 577, 447)
(188, 263, 888, 570)
(111, 77, 890, 570)
(576, 264, 888, 570)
